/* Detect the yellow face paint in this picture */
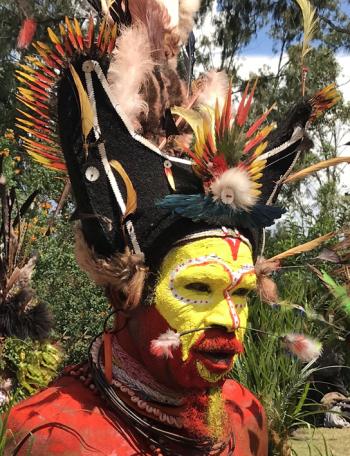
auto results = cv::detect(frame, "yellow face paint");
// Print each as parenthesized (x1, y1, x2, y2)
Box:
(154, 237, 256, 381)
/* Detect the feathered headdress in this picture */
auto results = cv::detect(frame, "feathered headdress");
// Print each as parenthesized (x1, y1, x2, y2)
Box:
(15, 0, 340, 303)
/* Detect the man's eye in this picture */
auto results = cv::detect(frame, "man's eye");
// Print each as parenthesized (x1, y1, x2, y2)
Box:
(184, 282, 211, 293)
(231, 288, 250, 297)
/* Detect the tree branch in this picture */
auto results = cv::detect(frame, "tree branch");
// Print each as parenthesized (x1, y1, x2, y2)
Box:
(319, 15, 350, 37)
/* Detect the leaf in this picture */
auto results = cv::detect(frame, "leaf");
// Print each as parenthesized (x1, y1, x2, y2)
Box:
(293, 382, 310, 418)
(69, 64, 93, 141)
(284, 157, 350, 184)
(320, 271, 350, 313)
(296, 0, 318, 61)
(269, 231, 336, 261)
(110, 160, 137, 218)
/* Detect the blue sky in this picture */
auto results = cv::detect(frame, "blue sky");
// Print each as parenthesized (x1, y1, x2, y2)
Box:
(241, 0, 350, 56)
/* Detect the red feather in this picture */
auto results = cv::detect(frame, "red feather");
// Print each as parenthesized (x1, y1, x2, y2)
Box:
(17, 18, 37, 49)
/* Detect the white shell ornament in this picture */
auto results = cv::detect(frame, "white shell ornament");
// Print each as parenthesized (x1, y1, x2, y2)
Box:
(85, 166, 100, 182)
(210, 168, 258, 210)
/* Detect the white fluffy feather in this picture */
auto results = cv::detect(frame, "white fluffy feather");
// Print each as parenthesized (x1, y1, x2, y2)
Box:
(210, 168, 257, 210)
(197, 71, 229, 110)
(150, 329, 181, 359)
(156, 0, 180, 27)
(107, 25, 154, 130)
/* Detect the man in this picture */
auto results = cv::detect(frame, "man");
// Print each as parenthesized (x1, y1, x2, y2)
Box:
(6, 1, 337, 454)
(6, 234, 267, 455)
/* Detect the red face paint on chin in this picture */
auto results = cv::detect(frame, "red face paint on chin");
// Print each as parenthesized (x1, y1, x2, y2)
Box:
(129, 307, 243, 391)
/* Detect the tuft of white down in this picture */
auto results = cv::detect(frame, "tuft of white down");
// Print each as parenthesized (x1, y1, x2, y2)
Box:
(107, 24, 154, 130)
(197, 70, 229, 111)
(150, 329, 181, 359)
(178, 0, 201, 43)
(210, 168, 258, 210)
(155, 0, 180, 27)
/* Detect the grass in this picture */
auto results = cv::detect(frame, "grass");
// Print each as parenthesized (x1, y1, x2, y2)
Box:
(290, 428, 350, 455)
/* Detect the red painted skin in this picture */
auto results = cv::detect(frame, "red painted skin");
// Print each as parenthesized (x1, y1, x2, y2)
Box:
(5, 375, 268, 456)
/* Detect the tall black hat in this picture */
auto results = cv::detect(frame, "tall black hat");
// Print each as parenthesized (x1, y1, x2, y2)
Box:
(16, 0, 338, 307)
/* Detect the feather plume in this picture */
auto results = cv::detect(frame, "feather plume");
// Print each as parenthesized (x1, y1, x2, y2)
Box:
(282, 333, 322, 362)
(315, 248, 341, 263)
(284, 157, 350, 184)
(69, 64, 94, 142)
(197, 71, 229, 111)
(128, 0, 172, 59)
(210, 168, 258, 210)
(156, 0, 180, 27)
(107, 24, 154, 130)
(17, 18, 37, 49)
(150, 329, 181, 358)
(110, 160, 137, 219)
(269, 231, 336, 261)
(296, 0, 318, 61)
(255, 256, 281, 275)
(257, 275, 279, 304)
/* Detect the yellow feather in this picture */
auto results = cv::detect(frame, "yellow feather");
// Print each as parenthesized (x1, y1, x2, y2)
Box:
(249, 159, 267, 174)
(250, 189, 261, 197)
(172, 107, 203, 133)
(28, 151, 51, 165)
(269, 231, 336, 261)
(251, 172, 263, 181)
(284, 157, 350, 183)
(48, 27, 61, 45)
(17, 118, 36, 128)
(296, 0, 318, 60)
(69, 64, 94, 141)
(110, 160, 137, 219)
(252, 141, 268, 158)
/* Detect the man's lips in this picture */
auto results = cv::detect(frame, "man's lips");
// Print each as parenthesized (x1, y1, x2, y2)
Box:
(191, 328, 244, 373)
(194, 349, 236, 371)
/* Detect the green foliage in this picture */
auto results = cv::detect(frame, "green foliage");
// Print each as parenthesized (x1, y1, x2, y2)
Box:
(232, 295, 326, 455)
(0, 404, 11, 454)
(32, 217, 108, 364)
(2, 338, 61, 398)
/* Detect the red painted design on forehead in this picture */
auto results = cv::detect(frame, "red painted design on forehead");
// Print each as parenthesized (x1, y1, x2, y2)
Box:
(224, 238, 241, 261)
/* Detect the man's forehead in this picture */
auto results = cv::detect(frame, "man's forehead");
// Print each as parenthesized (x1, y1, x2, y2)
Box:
(163, 237, 254, 271)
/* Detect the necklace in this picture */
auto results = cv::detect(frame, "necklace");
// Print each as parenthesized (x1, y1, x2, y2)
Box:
(87, 333, 235, 456)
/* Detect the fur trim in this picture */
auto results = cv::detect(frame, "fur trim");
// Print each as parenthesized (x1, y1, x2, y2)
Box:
(178, 0, 201, 43)
(210, 168, 258, 210)
(74, 227, 147, 311)
(108, 25, 154, 130)
(197, 71, 229, 110)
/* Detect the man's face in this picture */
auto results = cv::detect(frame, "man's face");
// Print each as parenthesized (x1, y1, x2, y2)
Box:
(133, 236, 256, 390)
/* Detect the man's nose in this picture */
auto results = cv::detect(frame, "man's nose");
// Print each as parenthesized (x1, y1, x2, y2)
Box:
(203, 292, 240, 331)
(224, 291, 240, 330)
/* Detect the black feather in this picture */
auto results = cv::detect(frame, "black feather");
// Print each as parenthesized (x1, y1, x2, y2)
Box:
(0, 296, 53, 341)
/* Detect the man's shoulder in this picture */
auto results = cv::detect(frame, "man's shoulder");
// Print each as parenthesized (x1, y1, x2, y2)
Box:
(5, 375, 144, 455)
(222, 379, 268, 456)
(223, 378, 263, 406)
